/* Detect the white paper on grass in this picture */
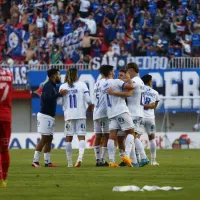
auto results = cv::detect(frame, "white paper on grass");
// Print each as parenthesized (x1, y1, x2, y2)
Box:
(112, 185, 183, 192)
(112, 186, 140, 192)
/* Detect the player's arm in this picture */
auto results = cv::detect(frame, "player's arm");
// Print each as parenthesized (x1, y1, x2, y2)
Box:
(144, 102, 156, 109)
(154, 92, 160, 110)
(84, 91, 94, 112)
(42, 84, 67, 100)
(107, 88, 133, 97)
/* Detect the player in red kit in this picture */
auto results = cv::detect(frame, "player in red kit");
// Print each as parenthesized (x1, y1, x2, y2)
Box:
(0, 67, 13, 188)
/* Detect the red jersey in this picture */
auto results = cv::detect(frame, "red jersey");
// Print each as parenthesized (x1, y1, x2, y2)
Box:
(0, 67, 13, 122)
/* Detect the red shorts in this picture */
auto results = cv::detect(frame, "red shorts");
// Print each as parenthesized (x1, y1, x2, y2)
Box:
(0, 121, 11, 151)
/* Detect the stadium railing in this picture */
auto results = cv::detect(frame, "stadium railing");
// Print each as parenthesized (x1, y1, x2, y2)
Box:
(168, 57, 200, 68)
(1, 57, 200, 71)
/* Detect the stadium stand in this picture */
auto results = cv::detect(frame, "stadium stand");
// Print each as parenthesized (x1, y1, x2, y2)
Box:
(0, 0, 199, 67)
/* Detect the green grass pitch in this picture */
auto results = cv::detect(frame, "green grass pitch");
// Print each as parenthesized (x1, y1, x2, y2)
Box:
(1, 149, 200, 200)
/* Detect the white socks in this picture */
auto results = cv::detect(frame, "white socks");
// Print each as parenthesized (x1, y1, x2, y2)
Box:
(135, 148, 141, 163)
(135, 138, 147, 160)
(119, 149, 125, 158)
(125, 134, 135, 158)
(107, 139, 116, 163)
(44, 152, 51, 164)
(66, 142, 72, 163)
(150, 139, 156, 162)
(101, 147, 107, 163)
(33, 151, 41, 163)
(94, 146, 101, 161)
(130, 145, 138, 164)
(78, 140, 86, 162)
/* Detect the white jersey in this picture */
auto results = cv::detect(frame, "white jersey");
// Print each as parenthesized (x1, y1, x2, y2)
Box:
(103, 79, 130, 119)
(93, 78, 107, 120)
(59, 81, 91, 120)
(143, 85, 160, 119)
(127, 76, 145, 117)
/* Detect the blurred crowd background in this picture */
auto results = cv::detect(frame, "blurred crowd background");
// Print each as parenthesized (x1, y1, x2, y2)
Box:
(0, 0, 199, 66)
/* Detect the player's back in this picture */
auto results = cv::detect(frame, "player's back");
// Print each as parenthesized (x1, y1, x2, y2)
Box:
(143, 85, 160, 119)
(103, 78, 129, 119)
(93, 78, 107, 120)
(127, 76, 145, 117)
(0, 68, 13, 122)
(61, 80, 90, 120)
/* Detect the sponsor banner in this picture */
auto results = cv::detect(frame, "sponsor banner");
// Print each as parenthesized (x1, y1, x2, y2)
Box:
(9, 132, 200, 149)
(29, 69, 200, 113)
(2, 66, 28, 85)
(90, 56, 168, 70)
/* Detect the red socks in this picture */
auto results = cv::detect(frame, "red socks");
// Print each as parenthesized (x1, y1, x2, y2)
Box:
(1, 151, 10, 180)
(0, 154, 3, 180)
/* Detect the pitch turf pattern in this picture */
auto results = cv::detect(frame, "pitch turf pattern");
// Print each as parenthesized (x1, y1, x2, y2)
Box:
(1, 150, 200, 200)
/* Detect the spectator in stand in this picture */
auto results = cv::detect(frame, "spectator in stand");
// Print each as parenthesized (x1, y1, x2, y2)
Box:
(78, 13, 97, 35)
(39, 47, 49, 64)
(116, 19, 125, 40)
(92, 38, 102, 57)
(3, 55, 14, 67)
(0, 0, 200, 64)
(194, 16, 200, 33)
(94, 4, 104, 25)
(28, 54, 39, 69)
(63, 17, 73, 36)
(36, 12, 45, 37)
(46, 16, 56, 39)
(189, 27, 200, 53)
(79, 0, 90, 18)
(80, 31, 99, 56)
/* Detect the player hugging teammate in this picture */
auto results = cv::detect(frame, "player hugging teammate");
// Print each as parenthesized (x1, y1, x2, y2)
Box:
(92, 63, 160, 167)
(31, 63, 159, 169)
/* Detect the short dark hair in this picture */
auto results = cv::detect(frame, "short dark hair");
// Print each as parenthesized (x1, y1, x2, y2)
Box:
(99, 65, 114, 77)
(119, 69, 126, 73)
(141, 74, 152, 84)
(47, 68, 59, 78)
(126, 62, 139, 73)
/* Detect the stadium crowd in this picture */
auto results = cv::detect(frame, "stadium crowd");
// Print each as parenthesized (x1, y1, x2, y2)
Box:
(0, 0, 200, 66)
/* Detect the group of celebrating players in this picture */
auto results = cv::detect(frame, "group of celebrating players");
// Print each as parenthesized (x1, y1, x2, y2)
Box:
(0, 62, 160, 187)
(32, 62, 160, 169)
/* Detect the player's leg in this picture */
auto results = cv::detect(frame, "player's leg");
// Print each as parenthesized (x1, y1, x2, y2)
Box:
(65, 136, 73, 167)
(117, 131, 126, 167)
(149, 134, 158, 165)
(145, 118, 159, 166)
(100, 133, 109, 166)
(32, 135, 48, 167)
(133, 117, 149, 167)
(93, 120, 102, 166)
(75, 119, 86, 167)
(32, 113, 55, 167)
(43, 135, 58, 167)
(65, 120, 74, 167)
(108, 117, 119, 167)
(100, 118, 109, 166)
(118, 113, 135, 167)
(0, 121, 11, 187)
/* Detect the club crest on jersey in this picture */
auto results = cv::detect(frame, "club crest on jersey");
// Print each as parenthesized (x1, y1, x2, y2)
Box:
(66, 124, 70, 131)
(151, 125, 155, 131)
(118, 117, 125, 124)
(81, 124, 86, 130)
(133, 119, 137, 125)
